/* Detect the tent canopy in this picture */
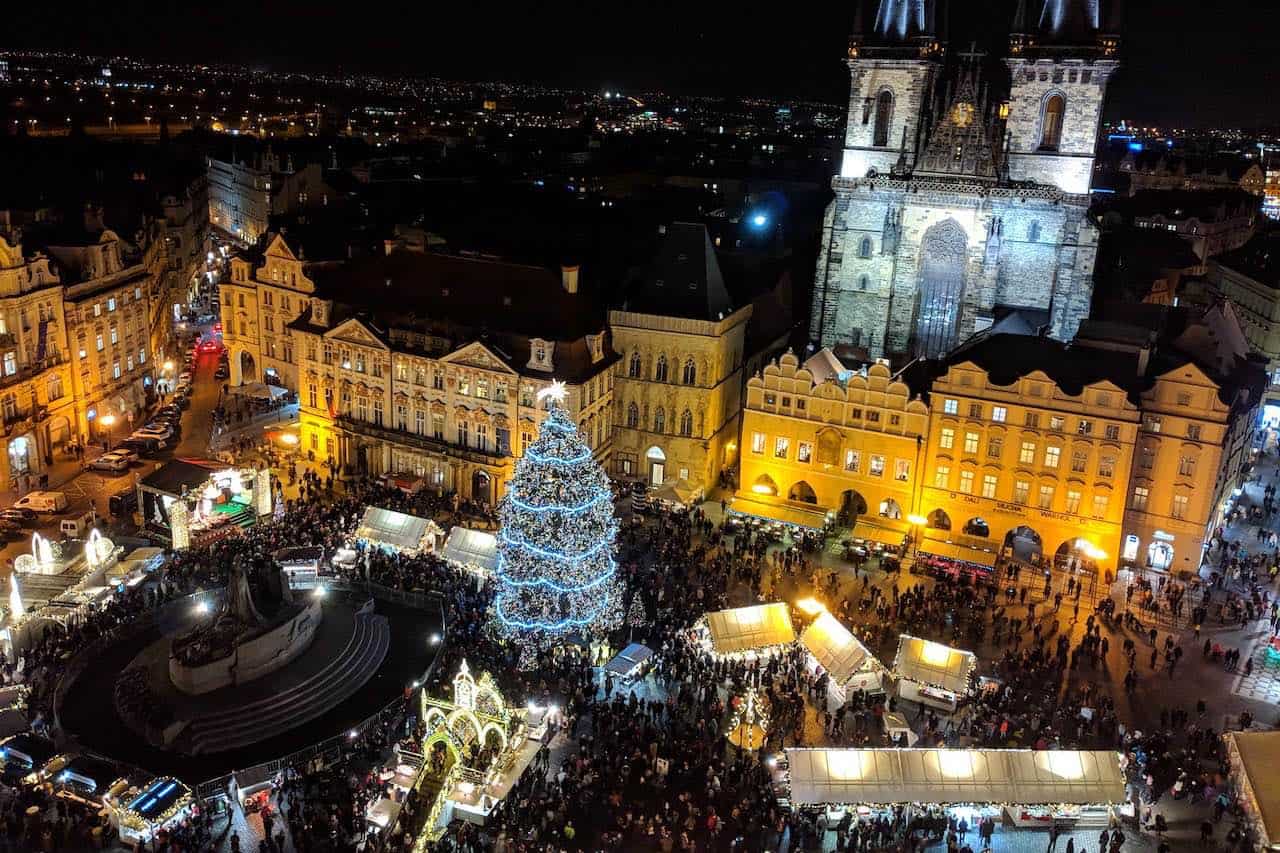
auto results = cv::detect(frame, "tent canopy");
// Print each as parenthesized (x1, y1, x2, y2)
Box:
(229, 381, 289, 400)
(705, 603, 795, 655)
(651, 478, 702, 506)
(801, 612, 879, 683)
(440, 527, 498, 573)
(730, 496, 828, 530)
(893, 635, 976, 694)
(355, 507, 440, 554)
(917, 539, 998, 568)
(1226, 731, 1280, 847)
(785, 748, 1126, 806)
(604, 643, 654, 677)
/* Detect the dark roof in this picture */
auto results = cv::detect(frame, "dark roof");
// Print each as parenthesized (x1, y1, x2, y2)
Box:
(1214, 231, 1280, 287)
(140, 460, 222, 497)
(617, 223, 734, 321)
(1114, 189, 1259, 222)
(941, 333, 1143, 396)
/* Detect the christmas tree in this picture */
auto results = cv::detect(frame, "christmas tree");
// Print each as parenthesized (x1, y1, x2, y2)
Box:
(494, 382, 622, 647)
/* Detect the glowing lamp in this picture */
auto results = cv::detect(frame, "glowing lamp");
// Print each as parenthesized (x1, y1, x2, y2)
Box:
(751, 213, 768, 227)
(752, 483, 776, 495)
(279, 433, 299, 446)
(99, 414, 116, 427)
(907, 514, 928, 526)
(795, 597, 826, 616)
(920, 641, 952, 667)
(938, 750, 976, 779)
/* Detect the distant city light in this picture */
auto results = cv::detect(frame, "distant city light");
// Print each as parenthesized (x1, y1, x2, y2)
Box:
(751, 213, 768, 227)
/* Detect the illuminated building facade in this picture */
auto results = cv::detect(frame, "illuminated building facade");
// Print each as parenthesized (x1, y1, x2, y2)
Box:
(810, 0, 1118, 361)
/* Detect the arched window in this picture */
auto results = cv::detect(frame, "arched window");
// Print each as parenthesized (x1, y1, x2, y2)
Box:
(653, 407, 665, 433)
(628, 351, 641, 378)
(1028, 221, 1041, 242)
(873, 90, 893, 147)
(682, 358, 697, 385)
(679, 409, 693, 437)
(626, 402, 639, 428)
(858, 275, 870, 292)
(1040, 94, 1065, 151)
(654, 354, 668, 382)
(858, 237, 874, 258)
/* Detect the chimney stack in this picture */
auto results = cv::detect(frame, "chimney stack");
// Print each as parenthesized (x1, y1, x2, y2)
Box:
(561, 264, 580, 294)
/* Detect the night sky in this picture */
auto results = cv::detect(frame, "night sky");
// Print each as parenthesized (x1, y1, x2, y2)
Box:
(8, 0, 1278, 127)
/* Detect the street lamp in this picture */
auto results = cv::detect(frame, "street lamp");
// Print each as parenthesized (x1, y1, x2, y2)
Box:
(99, 414, 117, 449)
(907, 513, 928, 560)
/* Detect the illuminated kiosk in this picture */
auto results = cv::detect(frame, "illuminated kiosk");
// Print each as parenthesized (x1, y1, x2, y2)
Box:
(892, 635, 977, 714)
(1224, 731, 1280, 850)
(776, 748, 1127, 831)
(353, 506, 442, 555)
(415, 660, 542, 845)
(696, 603, 796, 660)
(109, 775, 193, 845)
(800, 612, 888, 705)
(169, 562, 320, 695)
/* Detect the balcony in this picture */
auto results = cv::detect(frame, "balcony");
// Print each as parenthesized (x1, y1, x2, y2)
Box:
(0, 354, 65, 390)
(336, 415, 506, 466)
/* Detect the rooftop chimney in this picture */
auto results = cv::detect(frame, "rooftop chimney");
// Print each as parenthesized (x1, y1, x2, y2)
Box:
(561, 264, 580, 294)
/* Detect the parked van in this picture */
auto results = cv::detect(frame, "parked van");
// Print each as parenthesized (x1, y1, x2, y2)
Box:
(60, 510, 97, 538)
(12, 491, 68, 513)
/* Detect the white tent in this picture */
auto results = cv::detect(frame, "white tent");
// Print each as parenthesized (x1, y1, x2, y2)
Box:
(893, 635, 976, 695)
(355, 507, 441, 554)
(1225, 731, 1280, 849)
(441, 527, 499, 574)
(704, 603, 795, 655)
(800, 612, 879, 684)
(784, 748, 1126, 807)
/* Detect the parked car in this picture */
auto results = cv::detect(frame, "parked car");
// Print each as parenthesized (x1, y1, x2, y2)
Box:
(117, 437, 159, 457)
(88, 453, 130, 473)
(0, 508, 38, 526)
(12, 491, 68, 513)
(214, 365, 229, 380)
(134, 424, 173, 440)
(108, 447, 140, 464)
(177, 371, 192, 384)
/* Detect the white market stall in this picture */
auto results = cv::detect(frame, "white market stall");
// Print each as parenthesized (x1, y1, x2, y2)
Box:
(1225, 730, 1280, 850)
(699, 603, 796, 659)
(800, 612, 887, 703)
(354, 507, 442, 555)
(781, 748, 1126, 830)
(892, 635, 976, 713)
(441, 527, 499, 576)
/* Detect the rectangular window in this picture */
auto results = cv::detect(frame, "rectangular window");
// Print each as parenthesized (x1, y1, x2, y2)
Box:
(475, 424, 488, 452)
(415, 410, 426, 435)
(751, 432, 766, 454)
(1038, 484, 1054, 510)
(1071, 450, 1088, 473)
(1077, 419, 1094, 435)
(869, 455, 885, 477)
(434, 372, 445, 391)
(866, 410, 880, 423)
(93, 303, 102, 317)
(1024, 412, 1040, 428)
(307, 385, 317, 409)
(969, 403, 983, 419)
(991, 406, 1006, 423)
(1171, 494, 1189, 520)
(1092, 494, 1109, 518)
(107, 297, 116, 312)
(1187, 424, 1202, 441)
(1049, 415, 1065, 432)
(958, 470, 974, 494)
(943, 398, 958, 415)
(894, 459, 910, 481)
(475, 377, 489, 400)
(495, 381, 508, 403)
(1178, 455, 1195, 476)
(96, 334, 104, 352)
(797, 442, 812, 464)
(1043, 446, 1060, 468)
(1139, 446, 1156, 470)
(1105, 424, 1120, 441)
(1019, 441, 1036, 464)
(1132, 486, 1149, 511)
(939, 428, 955, 450)
(432, 414, 444, 440)
(844, 449, 860, 472)
(112, 362, 121, 379)
(1143, 415, 1161, 433)
(1013, 480, 1030, 505)
(934, 466, 950, 489)
(457, 422, 469, 447)
(774, 437, 789, 459)
(981, 474, 998, 499)
(457, 375, 469, 395)
(1098, 456, 1115, 478)
(109, 326, 118, 345)
(1065, 490, 1081, 514)
(964, 432, 980, 454)
(987, 435, 1003, 458)
(1, 353, 13, 377)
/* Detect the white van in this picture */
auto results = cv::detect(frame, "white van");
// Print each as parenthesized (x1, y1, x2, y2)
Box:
(60, 510, 97, 538)
(12, 491, 69, 513)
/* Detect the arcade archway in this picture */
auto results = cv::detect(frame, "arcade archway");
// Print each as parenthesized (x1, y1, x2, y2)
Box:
(879, 498, 903, 520)
(963, 517, 990, 538)
(838, 489, 868, 527)
(1003, 525, 1043, 563)
(788, 480, 818, 504)
(752, 473, 778, 497)
(239, 349, 257, 384)
(926, 508, 952, 530)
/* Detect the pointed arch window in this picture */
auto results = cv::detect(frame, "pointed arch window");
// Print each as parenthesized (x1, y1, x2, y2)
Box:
(679, 409, 694, 437)
(628, 351, 642, 378)
(1040, 94, 1065, 151)
(626, 402, 639, 428)
(1028, 221, 1042, 242)
(654, 354, 668, 382)
(873, 90, 893, 148)
(858, 237, 874, 258)
(858, 275, 870, 292)
(682, 358, 697, 385)
(653, 407, 666, 433)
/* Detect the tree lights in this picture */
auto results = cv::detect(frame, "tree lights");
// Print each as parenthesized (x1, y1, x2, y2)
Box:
(494, 393, 621, 647)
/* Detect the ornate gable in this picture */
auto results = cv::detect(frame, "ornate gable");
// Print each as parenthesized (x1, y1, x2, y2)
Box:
(263, 233, 297, 261)
(440, 342, 516, 374)
(326, 318, 388, 350)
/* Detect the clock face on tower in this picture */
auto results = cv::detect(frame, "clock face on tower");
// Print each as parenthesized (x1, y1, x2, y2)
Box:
(949, 102, 975, 128)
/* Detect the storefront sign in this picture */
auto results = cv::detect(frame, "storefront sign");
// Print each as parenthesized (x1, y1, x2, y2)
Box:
(993, 502, 1026, 517)
(1154, 530, 1175, 542)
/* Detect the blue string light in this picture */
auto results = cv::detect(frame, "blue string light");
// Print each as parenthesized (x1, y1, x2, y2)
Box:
(507, 492, 609, 514)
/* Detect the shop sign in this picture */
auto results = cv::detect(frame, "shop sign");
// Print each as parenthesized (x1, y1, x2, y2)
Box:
(993, 501, 1026, 517)
(1154, 530, 1175, 542)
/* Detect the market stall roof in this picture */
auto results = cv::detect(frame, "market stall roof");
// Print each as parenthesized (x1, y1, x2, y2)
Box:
(603, 643, 654, 677)
(228, 381, 288, 400)
(651, 478, 702, 506)
(705, 603, 795, 654)
(784, 748, 1126, 806)
(893, 635, 976, 694)
(355, 507, 441, 553)
(917, 539, 999, 568)
(1225, 731, 1280, 846)
(800, 612, 879, 683)
(441, 526, 498, 573)
(729, 496, 828, 530)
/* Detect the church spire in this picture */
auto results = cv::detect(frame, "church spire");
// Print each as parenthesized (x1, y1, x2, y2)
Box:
(1038, 0, 1100, 44)
(871, 0, 936, 42)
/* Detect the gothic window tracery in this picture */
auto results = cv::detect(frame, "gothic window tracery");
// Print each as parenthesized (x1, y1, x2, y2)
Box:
(873, 90, 894, 147)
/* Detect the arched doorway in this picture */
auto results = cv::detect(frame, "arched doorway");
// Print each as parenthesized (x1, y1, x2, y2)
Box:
(926, 508, 951, 530)
(1054, 538, 1102, 570)
(645, 446, 666, 487)
(963, 517, 990, 538)
(879, 497, 903, 520)
(788, 481, 817, 504)
(914, 219, 968, 358)
(239, 349, 257, 383)
(1147, 541, 1174, 571)
(473, 470, 492, 506)
(838, 489, 868, 527)
(47, 415, 71, 458)
(752, 473, 778, 497)
(1003, 525, 1043, 563)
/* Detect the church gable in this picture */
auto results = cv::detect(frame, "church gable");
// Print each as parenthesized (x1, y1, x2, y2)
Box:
(326, 318, 388, 350)
(440, 342, 516, 374)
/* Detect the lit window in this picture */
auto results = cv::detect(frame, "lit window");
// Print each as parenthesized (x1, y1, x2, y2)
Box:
(96, 334, 104, 352)
(1078, 419, 1094, 435)
(1, 353, 14, 376)
(869, 454, 885, 477)
(1049, 415, 1065, 431)
(112, 362, 121, 379)
(981, 474, 998, 499)
(958, 470, 974, 494)
(774, 437, 789, 459)
(844, 450, 860, 472)
(1013, 480, 1030, 505)
(797, 441, 812, 463)
(1019, 441, 1036, 464)
(1038, 484, 1054, 509)
(1132, 486, 1149, 511)
(939, 428, 955, 450)
(964, 432, 980, 454)
(934, 466, 950, 489)
(1092, 494, 1109, 518)
(1171, 494, 1189, 520)
(751, 432, 766, 454)
(107, 297, 116, 312)
(894, 459, 910, 481)
(1065, 490, 1081, 514)
(1043, 446, 1060, 468)
(991, 406, 1006, 423)
(943, 398, 958, 415)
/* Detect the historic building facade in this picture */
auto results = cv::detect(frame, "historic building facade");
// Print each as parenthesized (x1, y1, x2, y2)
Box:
(810, 0, 1119, 361)
(222, 236, 615, 504)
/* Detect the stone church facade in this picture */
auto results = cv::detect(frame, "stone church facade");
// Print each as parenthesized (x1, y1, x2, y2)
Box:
(810, 0, 1121, 362)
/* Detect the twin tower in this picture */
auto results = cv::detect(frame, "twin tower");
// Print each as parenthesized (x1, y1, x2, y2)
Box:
(810, 0, 1121, 361)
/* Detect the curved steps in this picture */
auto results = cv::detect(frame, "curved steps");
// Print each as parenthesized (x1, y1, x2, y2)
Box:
(184, 612, 390, 754)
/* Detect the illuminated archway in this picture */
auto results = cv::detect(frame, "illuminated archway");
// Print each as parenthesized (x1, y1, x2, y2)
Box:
(963, 517, 990, 538)
(926, 508, 952, 530)
(752, 473, 778, 497)
(1003, 525, 1043, 562)
(788, 480, 817, 504)
(879, 497, 903, 520)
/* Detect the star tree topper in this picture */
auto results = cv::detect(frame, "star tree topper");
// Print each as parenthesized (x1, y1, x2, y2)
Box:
(536, 379, 568, 406)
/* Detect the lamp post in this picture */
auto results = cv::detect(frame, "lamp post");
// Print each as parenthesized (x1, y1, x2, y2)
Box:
(99, 414, 116, 451)
(907, 513, 928, 562)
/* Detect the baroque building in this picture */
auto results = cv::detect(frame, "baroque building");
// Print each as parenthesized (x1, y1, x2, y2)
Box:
(221, 235, 615, 504)
(810, 0, 1120, 361)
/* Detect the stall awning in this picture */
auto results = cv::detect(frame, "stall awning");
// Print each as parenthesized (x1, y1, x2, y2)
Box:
(705, 603, 795, 654)
(892, 635, 976, 695)
(1226, 732, 1280, 847)
(604, 643, 654, 677)
(729, 496, 828, 530)
(355, 507, 440, 554)
(800, 612, 879, 684)
(440, 527, 499, 573)
(918, 539, 999, 568)
(784, 748, 1126, 806)
(856, 524, 908, 549)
